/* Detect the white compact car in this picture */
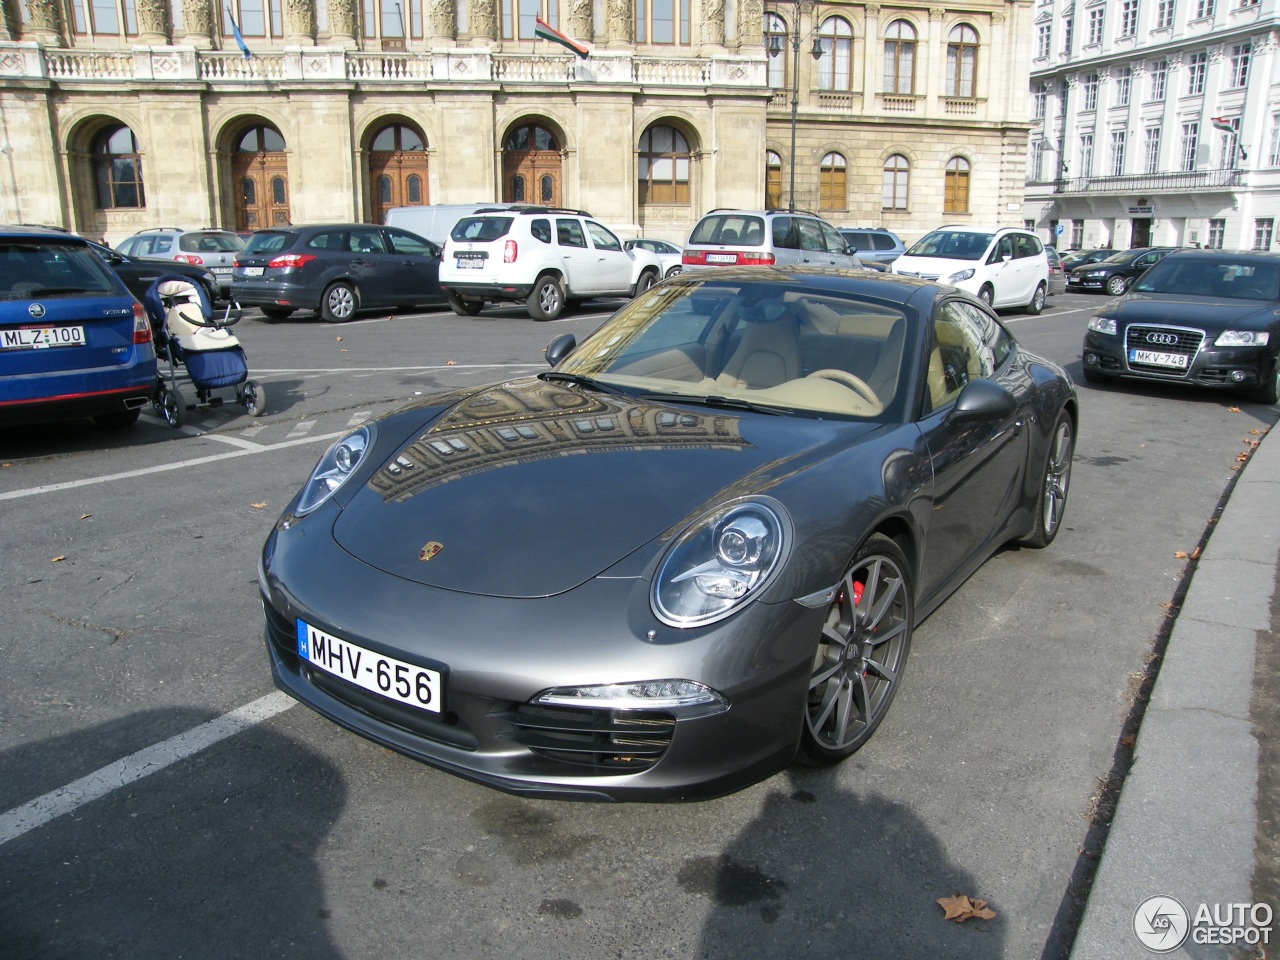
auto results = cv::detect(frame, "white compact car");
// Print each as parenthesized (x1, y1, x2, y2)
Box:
(438, 207, 664, 320)
(892, 226, 1050, 314)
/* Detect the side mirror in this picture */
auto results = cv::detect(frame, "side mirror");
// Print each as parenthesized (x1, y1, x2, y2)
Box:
(545, 333, 576, 367)
(944, 378, 1017, 428)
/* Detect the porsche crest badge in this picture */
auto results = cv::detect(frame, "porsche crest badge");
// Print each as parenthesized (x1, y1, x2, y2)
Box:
(418, 541, 443, 562)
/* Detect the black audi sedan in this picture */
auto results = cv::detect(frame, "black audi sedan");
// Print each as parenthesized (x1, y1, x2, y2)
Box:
(260, 266, 1078, 801)
(1067, 247, 1177, 296)
(231, 224, 446, 322)
(1082, 249, 1280, 402)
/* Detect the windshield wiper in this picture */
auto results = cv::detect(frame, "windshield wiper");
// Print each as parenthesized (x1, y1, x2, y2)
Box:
(639, 391, 792, 416)
(539, 371, 625, 394)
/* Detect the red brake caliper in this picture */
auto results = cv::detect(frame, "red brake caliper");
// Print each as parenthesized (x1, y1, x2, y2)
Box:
(852, 580, 868, 677)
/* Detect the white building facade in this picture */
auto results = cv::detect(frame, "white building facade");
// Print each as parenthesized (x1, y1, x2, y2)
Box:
(1023, 0, 1280, 251)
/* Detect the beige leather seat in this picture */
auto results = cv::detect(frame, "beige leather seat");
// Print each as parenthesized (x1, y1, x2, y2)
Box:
(716, 302, 801, 389)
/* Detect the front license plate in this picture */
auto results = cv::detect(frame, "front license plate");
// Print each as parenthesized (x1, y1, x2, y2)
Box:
(1130, 349, 1188, 369)
(455, 257, 484, 269)
(1, 325, 85, 350)
(297, 620, 442, 713)
(243, 266, 264, 277)
(706, 253, 737, 264)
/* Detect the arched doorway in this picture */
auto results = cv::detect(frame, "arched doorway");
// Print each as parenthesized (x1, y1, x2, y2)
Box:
(231, 123, 289, 231)
(502, 122, 561, 207)
(367, 122, 428, 224)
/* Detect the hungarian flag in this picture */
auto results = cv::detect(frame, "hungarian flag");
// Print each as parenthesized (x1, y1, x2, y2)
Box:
(534, 17, 590, 58)
(1211, 116, 1237, 133)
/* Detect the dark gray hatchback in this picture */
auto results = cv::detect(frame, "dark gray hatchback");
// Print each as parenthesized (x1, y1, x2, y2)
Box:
(231, 224, 446, 322)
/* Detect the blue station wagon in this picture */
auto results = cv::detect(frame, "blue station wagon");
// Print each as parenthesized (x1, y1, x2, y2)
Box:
(0, 227, 156, 428)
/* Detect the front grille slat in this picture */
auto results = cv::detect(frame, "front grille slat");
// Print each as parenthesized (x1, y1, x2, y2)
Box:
(1124, 324, 1205, 377)
(494, 704, 676, 772)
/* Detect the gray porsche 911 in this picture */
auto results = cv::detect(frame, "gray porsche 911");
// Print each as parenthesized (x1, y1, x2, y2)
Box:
(259, 267, 1077, 801)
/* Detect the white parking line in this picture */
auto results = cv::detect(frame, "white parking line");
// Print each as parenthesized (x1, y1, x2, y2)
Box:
(346, 411, 372, 426)
(0, 430, 347, 501)
(285, 420, 316, 439)
(0, 692, 295, 847)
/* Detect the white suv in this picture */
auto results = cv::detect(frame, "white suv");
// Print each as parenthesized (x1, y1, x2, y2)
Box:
(892, 226, 1050, 314)
(438, 207, 663, 320)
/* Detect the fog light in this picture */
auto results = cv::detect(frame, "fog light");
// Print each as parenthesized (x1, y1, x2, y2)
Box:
(1085, 353, 1099, 366)
(1231, 370, 1247, 383)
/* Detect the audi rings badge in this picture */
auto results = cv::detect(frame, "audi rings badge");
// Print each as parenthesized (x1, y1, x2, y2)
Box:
(1146, 332, 1180, 347)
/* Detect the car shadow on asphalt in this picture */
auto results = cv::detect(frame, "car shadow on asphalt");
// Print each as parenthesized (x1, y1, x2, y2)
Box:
(0, 706, 345, 959)
(693, 766, 1005, 959)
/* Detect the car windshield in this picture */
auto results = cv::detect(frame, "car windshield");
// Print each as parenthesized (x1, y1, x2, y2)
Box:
(552, 278, 910, 421)
(451, 217, 513, 242)
(1101, 251, 1141, 264)
(1133, 258, 1280, 300)
(243, 231, 296, 255)
(0, 241, 119, 300)
(904, 230, 994, 261)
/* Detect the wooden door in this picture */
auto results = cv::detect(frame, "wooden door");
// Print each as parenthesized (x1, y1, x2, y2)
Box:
(368, 153, 429, 224)
(233, 152, 290, 231)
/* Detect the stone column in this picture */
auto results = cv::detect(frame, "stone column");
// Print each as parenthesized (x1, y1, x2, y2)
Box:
(327, 0, 358, 47)
(181, 0, 214, 47)
(468, 0, 497, 43)
(566, 0, 592, 44)
(284, 0, 316, 45)
(605, 0, 632, 47)
(735, 0, 761, 52)
(23, 0, 65, 45)
(699, 0, 723, 48)
(426, 0, 454, 42)
(136, 0, 171, 44)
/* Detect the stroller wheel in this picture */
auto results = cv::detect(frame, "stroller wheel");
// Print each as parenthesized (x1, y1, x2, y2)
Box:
(243, 380, 267, 417)
(159, 384, 187, 428)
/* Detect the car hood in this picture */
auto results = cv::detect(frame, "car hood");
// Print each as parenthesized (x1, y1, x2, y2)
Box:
(332, 378, 876, 598)
(1110, 292, 1280, 330)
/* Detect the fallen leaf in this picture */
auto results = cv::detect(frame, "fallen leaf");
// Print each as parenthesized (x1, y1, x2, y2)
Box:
(251, 502, 267, 509)
(446, 360, 458, 366)
(50, 555, 66, 563)
(937, 894, 997, 922)
(1229, 406, 1241, 413)
(1251, 428, 1261, 435)
(1232, 464, 1243, 472)
(1121, 735, 1137, 748)
(335, 337, 343, 341)
(1237, 452, 1250, 462)
(1190, 546, 1202, 560)
(340, 349, 347, 352)
(79, 513, 92, 520)
(1175, 551, 1189, 559)
(1, 462, 10, 468)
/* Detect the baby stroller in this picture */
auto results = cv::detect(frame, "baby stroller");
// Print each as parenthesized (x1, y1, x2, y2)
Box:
(142, 276, 266, 428)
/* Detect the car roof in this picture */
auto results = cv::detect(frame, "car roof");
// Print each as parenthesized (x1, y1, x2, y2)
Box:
(702, 208, 827, 219)
(465, 206, 594, 217)
(1163, 248, 1280, 261)
(0, 224, 90, 243)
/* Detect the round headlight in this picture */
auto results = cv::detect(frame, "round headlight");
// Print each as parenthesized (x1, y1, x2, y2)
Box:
(653, 499, 791, 628)
(296, 425, 374, 515)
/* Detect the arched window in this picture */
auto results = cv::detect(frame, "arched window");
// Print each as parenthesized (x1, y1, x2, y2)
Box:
(636, 0, 691, 44)
(70, 0, 138, 36)
(817, 18, 853, 92)
(407, 175, 422, 203)
(540, 175, 554, 203)
(766, 151, 783, 209)
(93, 125, 145, 209)
(223, 0, 283, 39)
(638, 125, 690, 205)
(882, 154, 909, 210)
(944, 156, 971, 213)
(765, 14, 788, 89)
(819, 152, 846, 210)
(237, 125, 287, 152)
(946, 24, 979, 98)
(504, 124, 559, 152)
(883, 20, 916, 95)
(371, 124, 425, 152)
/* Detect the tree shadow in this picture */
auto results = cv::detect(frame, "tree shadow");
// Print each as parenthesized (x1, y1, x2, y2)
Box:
(694, 767, 1006, 959)
(0, 706, 345, 960)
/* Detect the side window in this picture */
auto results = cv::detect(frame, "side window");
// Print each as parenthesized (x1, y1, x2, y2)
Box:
(819, 222, 848, 254)
(530, 219, 552, 243)
(307, 232, 347, 251)
(955, 301, 1012, 369)
(797, 218, 826, 251)
(772, 217, 799, 249)
(987, 236, 1014, 263)
(873, 234, 896, 251)
(117, 238, 138, 256)
(153, 237, 173, 254)
(348, 230, 387, 253)
(926, 301, 996, 411)
(586, 221, 623, 252)
(556, 218, 587, 248)
(386, 229, 436, 256)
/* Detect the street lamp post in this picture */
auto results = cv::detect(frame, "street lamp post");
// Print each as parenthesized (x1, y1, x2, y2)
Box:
(768, 1, 825, 213)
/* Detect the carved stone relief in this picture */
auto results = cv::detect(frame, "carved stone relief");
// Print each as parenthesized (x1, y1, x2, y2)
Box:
(182, 0, 213, 39)
(427, 0, 455, 39)
(136, 0, 171, 41)
(701, 0, 724, 45)
(24, 0, 64, 41)
(736, 0, 761, 48)
(606, 0, 632, 44)
(284, 0, 316, 40)
(567, 0, 593, 41)
(469, 0, 497, 39)
(328, 0, 358, 40)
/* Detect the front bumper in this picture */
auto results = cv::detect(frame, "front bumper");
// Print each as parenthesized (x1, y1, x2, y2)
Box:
(1083, 329, 1271, 390)
(259, 515, 816, 801)
(1067, 276, 1106, 291)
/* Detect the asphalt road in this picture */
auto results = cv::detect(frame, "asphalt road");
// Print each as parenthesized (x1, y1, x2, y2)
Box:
(1, 292, 1274, 960)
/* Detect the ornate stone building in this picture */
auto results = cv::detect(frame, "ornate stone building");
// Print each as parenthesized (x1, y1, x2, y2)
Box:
(0, 0, 1036, 245)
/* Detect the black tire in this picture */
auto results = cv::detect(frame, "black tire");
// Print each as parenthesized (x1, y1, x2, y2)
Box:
(526, 275, 564, 321)
(446, 292, 484, 317)
(797, 533, 913, 766)
(1105, 275, 1129, 296)
(1025, 282, 1046, 315)
(631, 268, 658, 298)
(1258, 357, 1280, 405)
(259, 305, 294, 321)
(158, 384, 186, 428)
(320, 282, 357, 323)
(93, 407, 141, 428)
(664, 266, 682, 279)
(978, 285, 994, 306)
(1019, 409, 1074, 548)
(242, 379, 267, 417)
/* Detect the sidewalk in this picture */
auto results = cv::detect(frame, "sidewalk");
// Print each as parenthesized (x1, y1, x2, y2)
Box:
(1070, 421, 1280, 958)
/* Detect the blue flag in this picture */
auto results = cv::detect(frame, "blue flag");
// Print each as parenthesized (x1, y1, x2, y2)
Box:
(226, 8, 252, 59)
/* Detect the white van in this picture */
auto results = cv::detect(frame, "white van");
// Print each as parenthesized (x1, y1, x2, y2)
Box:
(384, 204, 525, 246)
(892, 226, 1050, 314)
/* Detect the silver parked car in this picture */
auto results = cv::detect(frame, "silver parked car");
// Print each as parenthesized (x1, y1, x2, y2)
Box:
(681, 210, 866, 271)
